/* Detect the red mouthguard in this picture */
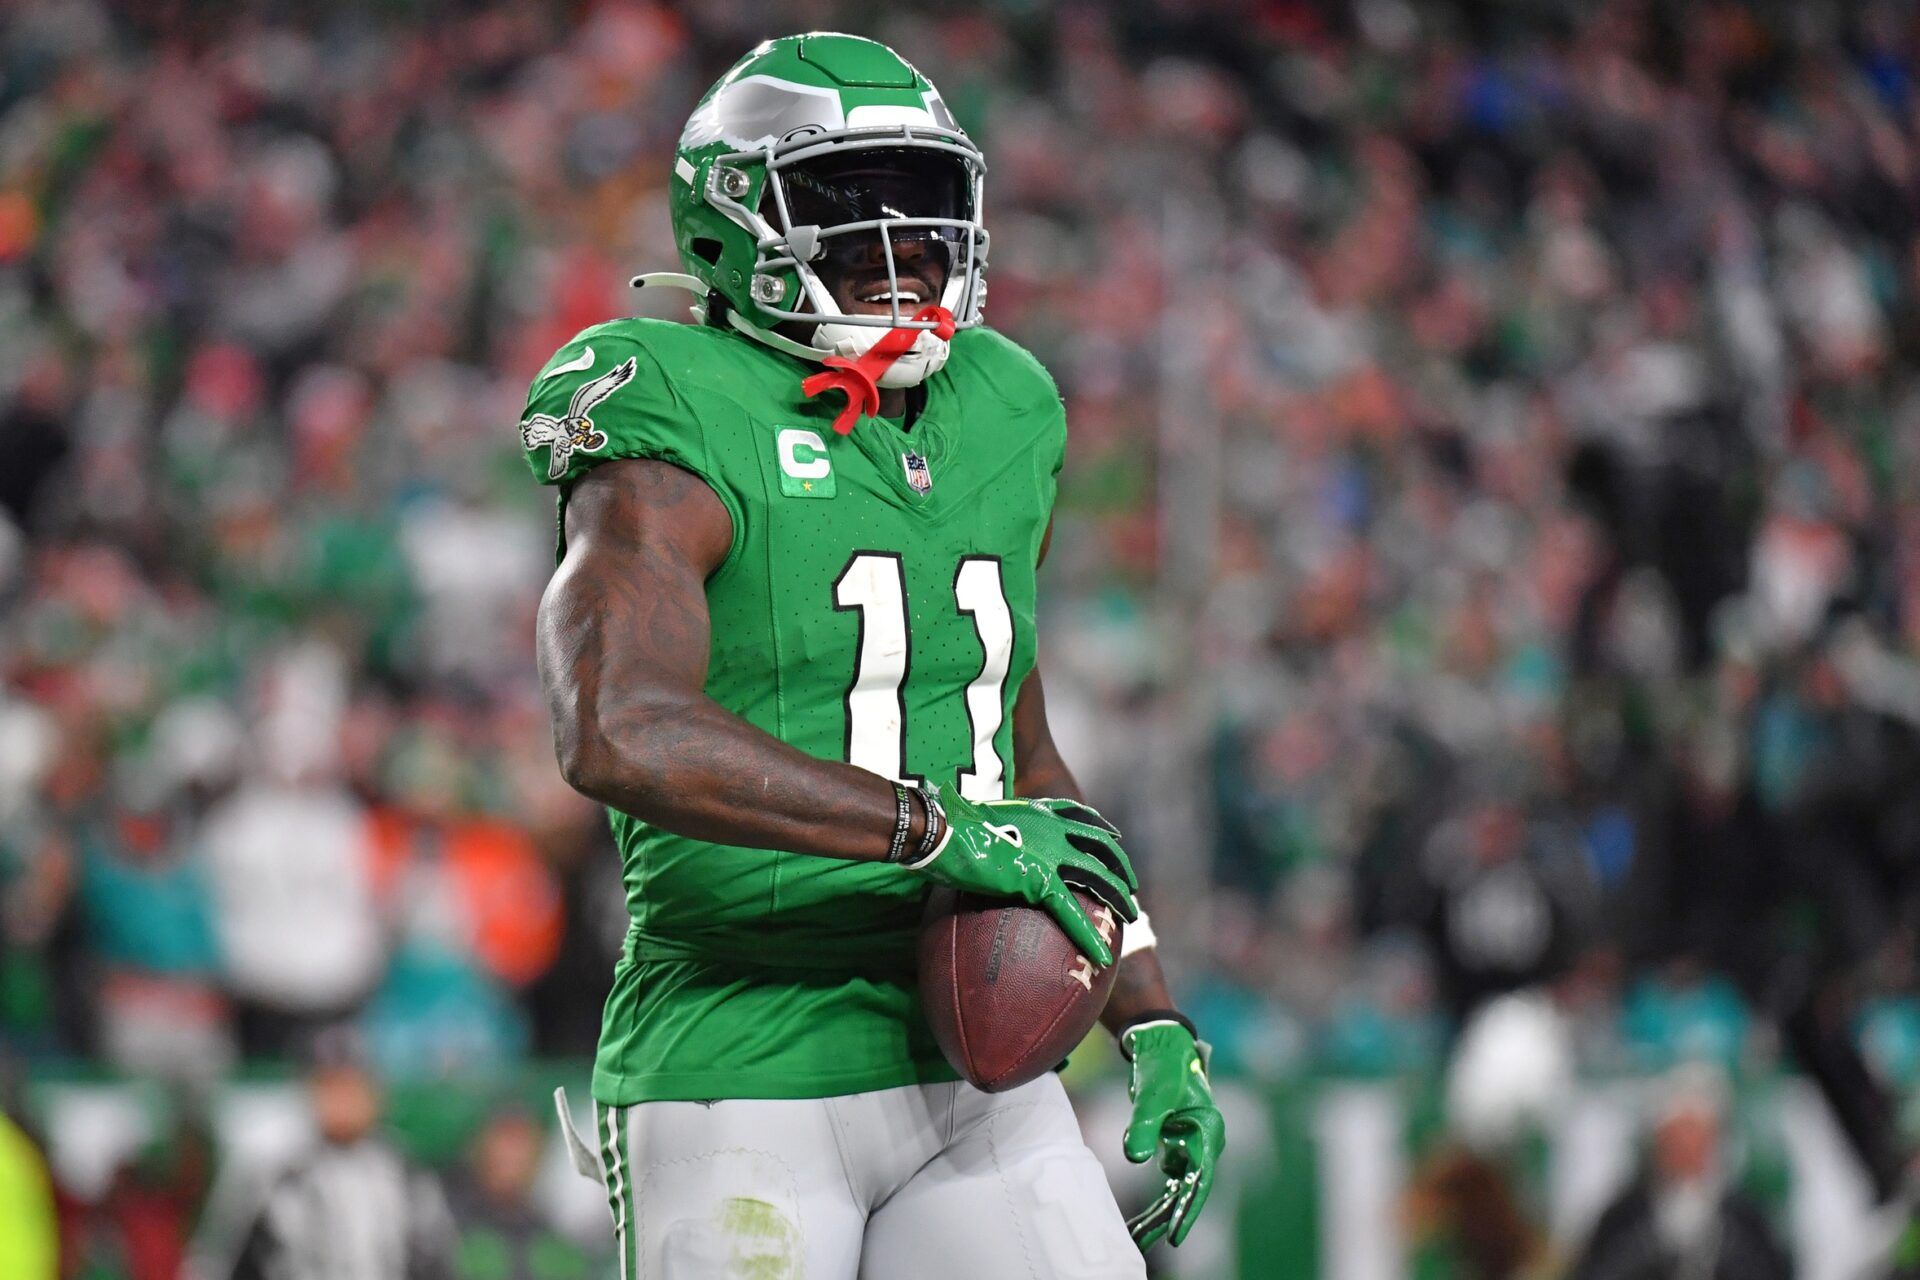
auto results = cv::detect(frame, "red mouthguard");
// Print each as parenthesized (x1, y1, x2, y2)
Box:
(801, 304, 956, 435)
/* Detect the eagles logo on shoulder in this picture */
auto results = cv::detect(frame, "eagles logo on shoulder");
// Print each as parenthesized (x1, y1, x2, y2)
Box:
(521, 356, 637, 480)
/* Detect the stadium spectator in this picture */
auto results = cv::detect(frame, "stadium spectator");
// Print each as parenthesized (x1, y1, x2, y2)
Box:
(1403, 1143, 1554, 1280)
(0, 697, 77, 1057)
(215, 1031, 456, 1280)
(72, 700, 242, 1078)
(60, 1108, 215, 1280)
(1568, 1064, 1794, 1280)
(200, 647, 387, 1058)
(1415, 776, 1589, 1030)
(446, 1108, 598, 1280)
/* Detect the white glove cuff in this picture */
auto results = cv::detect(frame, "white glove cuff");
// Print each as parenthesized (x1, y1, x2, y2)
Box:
(899, 816, 951, 871)
(1120, 906, 1157, 958)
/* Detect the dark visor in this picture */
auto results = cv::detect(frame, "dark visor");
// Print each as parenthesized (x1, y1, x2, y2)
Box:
(774, 148, 973, 237)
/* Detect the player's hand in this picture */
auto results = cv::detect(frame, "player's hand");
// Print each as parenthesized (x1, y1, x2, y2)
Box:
(1122, 1020, 1225, 1250)
(907, 786, 1138, 966)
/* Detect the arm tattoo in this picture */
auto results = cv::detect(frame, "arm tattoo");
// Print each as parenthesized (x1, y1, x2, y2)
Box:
(538, 459, 916, 861)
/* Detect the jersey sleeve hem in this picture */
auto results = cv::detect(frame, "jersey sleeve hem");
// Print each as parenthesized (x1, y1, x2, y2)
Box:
(567, 446, 748, 581)
(532, 327, 748, 576)
(616, 337, 748, 579)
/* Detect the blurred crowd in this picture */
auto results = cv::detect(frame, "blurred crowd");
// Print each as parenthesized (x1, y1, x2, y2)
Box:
(1048, 0, 1920, 1199)
(1, 0, 1918, 1276)
(1110, 0, 1920, 1096)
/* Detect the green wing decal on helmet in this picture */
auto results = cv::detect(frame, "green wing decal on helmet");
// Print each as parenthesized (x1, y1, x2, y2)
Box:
(681, 75, 850, 151)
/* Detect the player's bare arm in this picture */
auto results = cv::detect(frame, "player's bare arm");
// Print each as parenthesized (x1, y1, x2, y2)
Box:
(1008, 665, 1181, 1029)
(539, 456, 913, 861)
(1012, 523, 1179, 1028)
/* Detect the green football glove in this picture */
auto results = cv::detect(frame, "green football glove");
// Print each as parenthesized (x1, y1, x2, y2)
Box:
(907, 786, 1138, 967)
(1122, 1019, 1225, 1250)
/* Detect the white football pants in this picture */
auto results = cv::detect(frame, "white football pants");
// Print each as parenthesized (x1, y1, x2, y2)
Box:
(574, 1074, 1145, 1279)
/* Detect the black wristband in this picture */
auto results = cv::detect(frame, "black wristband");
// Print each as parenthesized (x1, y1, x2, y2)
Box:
(912, 786, 945, 863)
(887, 782, 914, 864)
(1116, 1009, 1198, 1061)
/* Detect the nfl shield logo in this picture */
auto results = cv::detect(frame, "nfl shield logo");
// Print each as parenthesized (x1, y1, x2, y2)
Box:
(902, 450, 933, 495)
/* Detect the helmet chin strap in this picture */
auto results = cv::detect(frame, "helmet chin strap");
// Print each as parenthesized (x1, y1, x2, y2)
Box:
(631, 274, 956, 427)
(815, 321, 951, 389)
(802, 305, 956, 435)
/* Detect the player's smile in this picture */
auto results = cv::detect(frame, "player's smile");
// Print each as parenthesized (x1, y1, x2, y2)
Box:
(849, 276, 929, 311)
(823, 237, 948, 320)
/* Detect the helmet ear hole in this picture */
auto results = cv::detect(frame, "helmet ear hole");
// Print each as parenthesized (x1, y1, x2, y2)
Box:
(690, 237, 724, 266)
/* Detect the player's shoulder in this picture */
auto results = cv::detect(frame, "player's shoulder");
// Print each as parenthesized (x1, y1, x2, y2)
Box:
(937, 328, 1067, 471)
(519, 319, 783, 487)
(528, 317, 758, 399)
(941, 326, 1063, 413)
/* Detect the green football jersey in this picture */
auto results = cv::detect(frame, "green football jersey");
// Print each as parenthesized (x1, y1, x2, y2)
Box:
(518, 318, 1064, 1104)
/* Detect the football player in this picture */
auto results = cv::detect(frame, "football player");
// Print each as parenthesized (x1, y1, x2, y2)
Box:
(524, 34, 1224, 1278)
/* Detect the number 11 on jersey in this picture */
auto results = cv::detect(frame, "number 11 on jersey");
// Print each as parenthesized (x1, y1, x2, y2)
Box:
(833, 552, 1013, 801)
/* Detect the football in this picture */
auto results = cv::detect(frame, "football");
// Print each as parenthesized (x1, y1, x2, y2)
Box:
(918, 886, 1123, 1092)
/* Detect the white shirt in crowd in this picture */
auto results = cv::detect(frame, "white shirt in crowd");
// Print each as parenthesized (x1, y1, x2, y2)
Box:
(202, 781, 384, 1011)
